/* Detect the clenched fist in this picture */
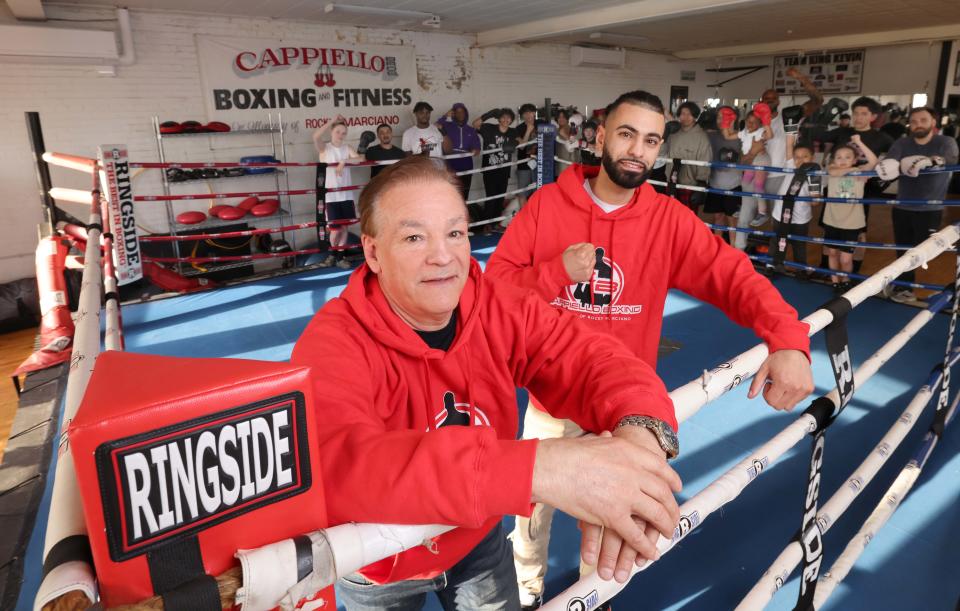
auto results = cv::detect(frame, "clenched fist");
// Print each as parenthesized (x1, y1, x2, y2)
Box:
(563, 242, 597, 283)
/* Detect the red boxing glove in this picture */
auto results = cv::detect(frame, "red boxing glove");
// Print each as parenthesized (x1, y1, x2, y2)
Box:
(752, 102, 773, 127)
(718, 106, 738, 130)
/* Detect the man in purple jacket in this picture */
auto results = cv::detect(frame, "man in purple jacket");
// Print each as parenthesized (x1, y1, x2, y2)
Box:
(439, 102, 482, 207)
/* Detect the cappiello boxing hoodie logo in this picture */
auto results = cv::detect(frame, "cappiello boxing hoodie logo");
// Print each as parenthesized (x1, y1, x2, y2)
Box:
(433, 391, 491, 428)
(569, 247, 623, 308)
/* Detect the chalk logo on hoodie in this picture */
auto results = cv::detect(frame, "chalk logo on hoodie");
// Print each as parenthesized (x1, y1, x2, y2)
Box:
(553, 247, 642, 319)
(433, 390, 491, 429)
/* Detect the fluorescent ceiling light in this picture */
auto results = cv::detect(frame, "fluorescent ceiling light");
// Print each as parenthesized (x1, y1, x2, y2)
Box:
(324, 3, 441, 27)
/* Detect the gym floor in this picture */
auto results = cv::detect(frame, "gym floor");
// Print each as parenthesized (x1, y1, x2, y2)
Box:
(13, 231, 959, 611)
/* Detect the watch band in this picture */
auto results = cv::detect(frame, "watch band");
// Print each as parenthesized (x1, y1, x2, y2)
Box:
(616, 414, 679, 459)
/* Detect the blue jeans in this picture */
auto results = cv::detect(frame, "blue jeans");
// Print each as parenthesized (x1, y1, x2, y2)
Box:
(336, 523, 520, 611)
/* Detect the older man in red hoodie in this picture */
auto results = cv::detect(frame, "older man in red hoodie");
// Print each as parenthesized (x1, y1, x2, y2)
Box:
(292, 155, 686, 610)
(485, 90, 815, 609)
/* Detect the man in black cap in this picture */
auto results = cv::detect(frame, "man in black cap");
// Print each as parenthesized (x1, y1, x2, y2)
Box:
(402, 101, 444, 158)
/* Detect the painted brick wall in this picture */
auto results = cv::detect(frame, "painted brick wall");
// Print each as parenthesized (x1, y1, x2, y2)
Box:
(0, 6, 724, 282)
(0, 5, 944, 282)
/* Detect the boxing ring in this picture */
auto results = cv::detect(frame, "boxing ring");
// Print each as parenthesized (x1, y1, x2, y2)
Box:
(7, 136, 960, 610)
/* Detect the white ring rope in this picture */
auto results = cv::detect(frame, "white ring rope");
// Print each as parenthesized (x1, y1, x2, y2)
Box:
(672, 224, 960, 423)
(540, 295, 955, 611)
(233, 225, 960, 611)
(812, 390, 960, 608)
(34, 180, 106, 610)
(736, 347, 960, 610)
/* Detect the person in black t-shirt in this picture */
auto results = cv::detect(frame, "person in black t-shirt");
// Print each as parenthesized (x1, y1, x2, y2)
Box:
(365, 124, 406, 179)
(473, 108, 518, 228)
(515, 103, 538, 207)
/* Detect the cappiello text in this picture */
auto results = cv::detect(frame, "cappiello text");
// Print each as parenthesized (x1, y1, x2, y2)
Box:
(235, 47, 391, 74)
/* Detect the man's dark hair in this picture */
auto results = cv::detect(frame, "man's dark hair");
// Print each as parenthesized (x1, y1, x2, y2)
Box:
(677, 101, 701, 120)
(500, 107, 516, 121)
(793, 143, 815, 155)
(519, 103, 537, 115)
(604, 90, 665, 121)
(851, 96, 882, 116)
(908, 106, 939, 122)
(376, 123, 392, 132)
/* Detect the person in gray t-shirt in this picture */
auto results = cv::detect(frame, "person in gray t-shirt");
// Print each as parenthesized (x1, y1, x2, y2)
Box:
(704, 113, 743, 243)
(884, 107, 959, 297)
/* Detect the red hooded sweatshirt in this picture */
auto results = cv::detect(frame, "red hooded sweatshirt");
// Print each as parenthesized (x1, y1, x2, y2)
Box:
(290, 259, 674, 584)
(486, 164, 810, 412)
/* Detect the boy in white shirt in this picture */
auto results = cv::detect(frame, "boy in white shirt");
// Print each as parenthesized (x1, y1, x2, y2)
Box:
(770, 133, 818, 267)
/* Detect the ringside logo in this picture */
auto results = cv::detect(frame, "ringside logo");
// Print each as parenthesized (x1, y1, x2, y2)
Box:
(96, 392, 310, 561)
(566, 589, 600, 611)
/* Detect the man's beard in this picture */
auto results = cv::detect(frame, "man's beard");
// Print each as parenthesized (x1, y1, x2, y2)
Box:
(601, 147, 650, 189)
(910, 126, 932, 139)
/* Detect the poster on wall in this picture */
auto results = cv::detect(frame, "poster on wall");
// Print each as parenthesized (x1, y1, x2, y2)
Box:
(772, 48, 864, 95)
(196, 36, 418, 143)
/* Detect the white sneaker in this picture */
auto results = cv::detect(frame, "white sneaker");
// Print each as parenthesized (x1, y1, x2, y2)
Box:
(750, 213, 770, 227)
(335, 258, 353, 270)
(519, 589, 543, 610)
(317, 254, 336, 268)
(889, 288, 916, 304)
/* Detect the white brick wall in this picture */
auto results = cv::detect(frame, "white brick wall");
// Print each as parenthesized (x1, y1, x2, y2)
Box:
(0, 5, 944, 282)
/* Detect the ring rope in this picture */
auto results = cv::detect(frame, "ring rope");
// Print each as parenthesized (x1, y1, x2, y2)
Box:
(655, 156, 960, 177)
(736, 347, 960, 610)
(540, 294, 956, 611)
(33, 169, 110, 610)
(748, 254, 945, 292)
(812, 389, 960, 607)
(647, 178, 955, 207)
(704, 222, 915, 251)
(144, 248, 323, 264)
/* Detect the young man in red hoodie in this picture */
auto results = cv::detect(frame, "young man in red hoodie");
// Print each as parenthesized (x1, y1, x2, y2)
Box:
(291, 156, 686, 610)
(485, 90, 815, 609)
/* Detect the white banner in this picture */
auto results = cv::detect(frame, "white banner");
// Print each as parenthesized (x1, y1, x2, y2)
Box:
(98, 145, 143, 285)
(196, 36, 417, 142)
(773, 48, 864, 95)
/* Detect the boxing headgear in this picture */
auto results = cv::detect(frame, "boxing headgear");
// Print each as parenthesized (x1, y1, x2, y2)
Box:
(159, 121, 183, 135)
(180, 120, 205, 133)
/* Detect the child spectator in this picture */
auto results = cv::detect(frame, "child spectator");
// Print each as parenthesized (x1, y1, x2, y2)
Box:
(747, 102, 776, 226)
(734, 111, 772, 249)
(770, 133, 818, 268)
(313, 116, 364, 269)
(822, 135, 878, 291)
(705, 106, 742, 243)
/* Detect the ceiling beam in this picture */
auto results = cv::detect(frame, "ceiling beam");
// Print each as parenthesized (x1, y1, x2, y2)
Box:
(476, 0, 764, 47)
(674, 24, 960, 59)
(5, 0, 45, 20)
